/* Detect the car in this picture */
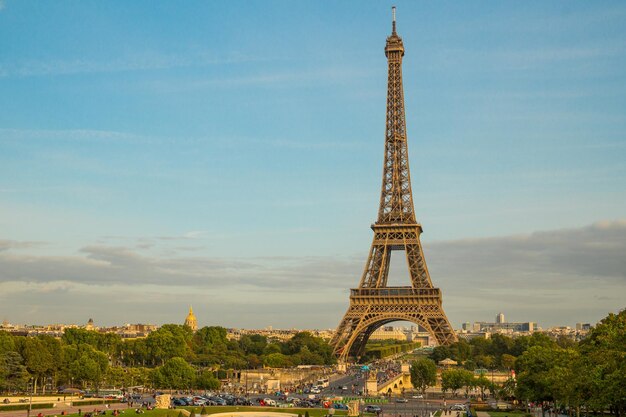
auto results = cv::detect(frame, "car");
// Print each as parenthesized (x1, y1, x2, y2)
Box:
(364, 405, 382, 413)
(341, 386, 348, 391)
(210, 397, 227, 406)
(411, 394, 423, 399)
(450, 404, 466, 411)
(234, 398, 252, 406)
(192, 398, 208, 406)
(395, 398, 408, 403)
(333, 403, 349, 410)
(263, 398, 277, 407)
(310, 388, 321, 394)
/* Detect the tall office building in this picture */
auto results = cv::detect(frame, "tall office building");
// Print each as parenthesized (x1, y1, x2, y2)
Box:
(496, 312, 505, 324)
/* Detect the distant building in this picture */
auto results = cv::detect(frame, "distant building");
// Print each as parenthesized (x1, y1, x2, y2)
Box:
(85, 318, 95, 331)
(457, 332, 490, 341)
(496, 312, 505, 324)
(227, 327, 334, 342)
(476, 321, 536, 332)
(101, 323, 158, 339)
(462, 322, 471, 331)
(369, 326, 407, 341)
(184, 306, 198, 332)
(469, 313, 536, 334)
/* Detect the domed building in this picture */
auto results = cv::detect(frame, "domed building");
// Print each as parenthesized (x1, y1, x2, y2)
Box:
(184, 306, 198, 332)
(85, 318, 95, 331)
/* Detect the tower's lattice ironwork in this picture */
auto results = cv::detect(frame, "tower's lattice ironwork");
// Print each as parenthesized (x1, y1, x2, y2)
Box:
(330, 8, 457, 362)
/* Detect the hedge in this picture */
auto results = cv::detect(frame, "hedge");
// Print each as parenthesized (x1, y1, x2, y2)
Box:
(71, 399, 121, 406)
(0, 403, 55, 412)
(365, 342, 421, 360)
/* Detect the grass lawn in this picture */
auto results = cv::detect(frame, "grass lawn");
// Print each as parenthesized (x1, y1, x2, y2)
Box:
(487, 412, 531, 417)
(56, 407, 349, 417)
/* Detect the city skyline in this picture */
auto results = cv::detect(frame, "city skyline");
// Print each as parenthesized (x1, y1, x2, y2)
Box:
(0, 308, 595, 332)
(1, 1, 625, 329)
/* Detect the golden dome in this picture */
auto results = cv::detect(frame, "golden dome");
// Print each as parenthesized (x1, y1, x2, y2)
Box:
(184, 306, 198, 331)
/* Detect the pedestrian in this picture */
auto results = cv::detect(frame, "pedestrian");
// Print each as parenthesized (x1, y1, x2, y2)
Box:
(78, 409, 82, 416)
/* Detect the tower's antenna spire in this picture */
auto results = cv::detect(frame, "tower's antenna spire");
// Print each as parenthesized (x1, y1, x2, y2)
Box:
(392, 6, 397, 34)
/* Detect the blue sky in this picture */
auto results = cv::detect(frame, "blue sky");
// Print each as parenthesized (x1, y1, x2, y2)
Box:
(1, 1, 625, 329)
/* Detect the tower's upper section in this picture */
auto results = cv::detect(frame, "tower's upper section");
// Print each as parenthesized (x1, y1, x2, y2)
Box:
(385, 6, 405, 58)
(377, 7, 417, 225)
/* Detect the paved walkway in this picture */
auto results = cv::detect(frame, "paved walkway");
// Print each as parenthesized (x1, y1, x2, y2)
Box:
(0, 403, 131, 417)
(209, 413, 297, 417)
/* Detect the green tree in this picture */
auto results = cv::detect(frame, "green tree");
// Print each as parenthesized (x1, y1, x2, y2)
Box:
(246, 354, 262, 369)
(474, 354, 495, 369)
(62, 328, 102, 348)
(20, 337, 53, 394)
(463, 359, 477, 371)
(193, 327, 228, 355)
(239, 334, 267, 356)
(263, 343, 282, 355)
(441, 369, 470, 397)
(0, 351, 30, 392)
(195, 370, 220, 390)
(264, 353, 292, 368)
(475, 375, 491, 400)
(146, 326, 191, 366)
(39, 335, 63, 392)
(578, 310, 626, 417)
(104, 366, 128, 388)
(463, 371, 476, 398)
(410, 357, 437, 394)
(515, 345, 577, 414)
(70, 346, 109, 392)
(0, 331, 16, 354)
(152, 357, 195, 390)
(500, 354, 516, 370)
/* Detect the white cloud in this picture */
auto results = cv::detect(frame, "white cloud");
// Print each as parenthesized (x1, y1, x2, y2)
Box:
(0, 220, 624, 328)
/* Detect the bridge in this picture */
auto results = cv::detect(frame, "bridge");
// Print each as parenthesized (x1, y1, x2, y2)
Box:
(375, 372, 413, 395)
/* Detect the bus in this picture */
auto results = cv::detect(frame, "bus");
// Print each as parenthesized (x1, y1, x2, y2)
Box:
(85, 389, 123, 400)
(316, 378, 329, 388)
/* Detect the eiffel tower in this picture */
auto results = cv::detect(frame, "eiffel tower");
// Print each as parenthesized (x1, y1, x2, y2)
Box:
(330, 7, 457, 362)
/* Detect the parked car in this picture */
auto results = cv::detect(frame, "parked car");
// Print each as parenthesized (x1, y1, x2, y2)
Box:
(333, 403, 349, 410)
(234, 398, 252, 406)
(210, 396, 227, 406)
(364, 405, 382, 413)
(395, 398, 408, 403)
(450, 404, 466, 411)
(263, 398, 277, 407)
(411, 394, 423, 399)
